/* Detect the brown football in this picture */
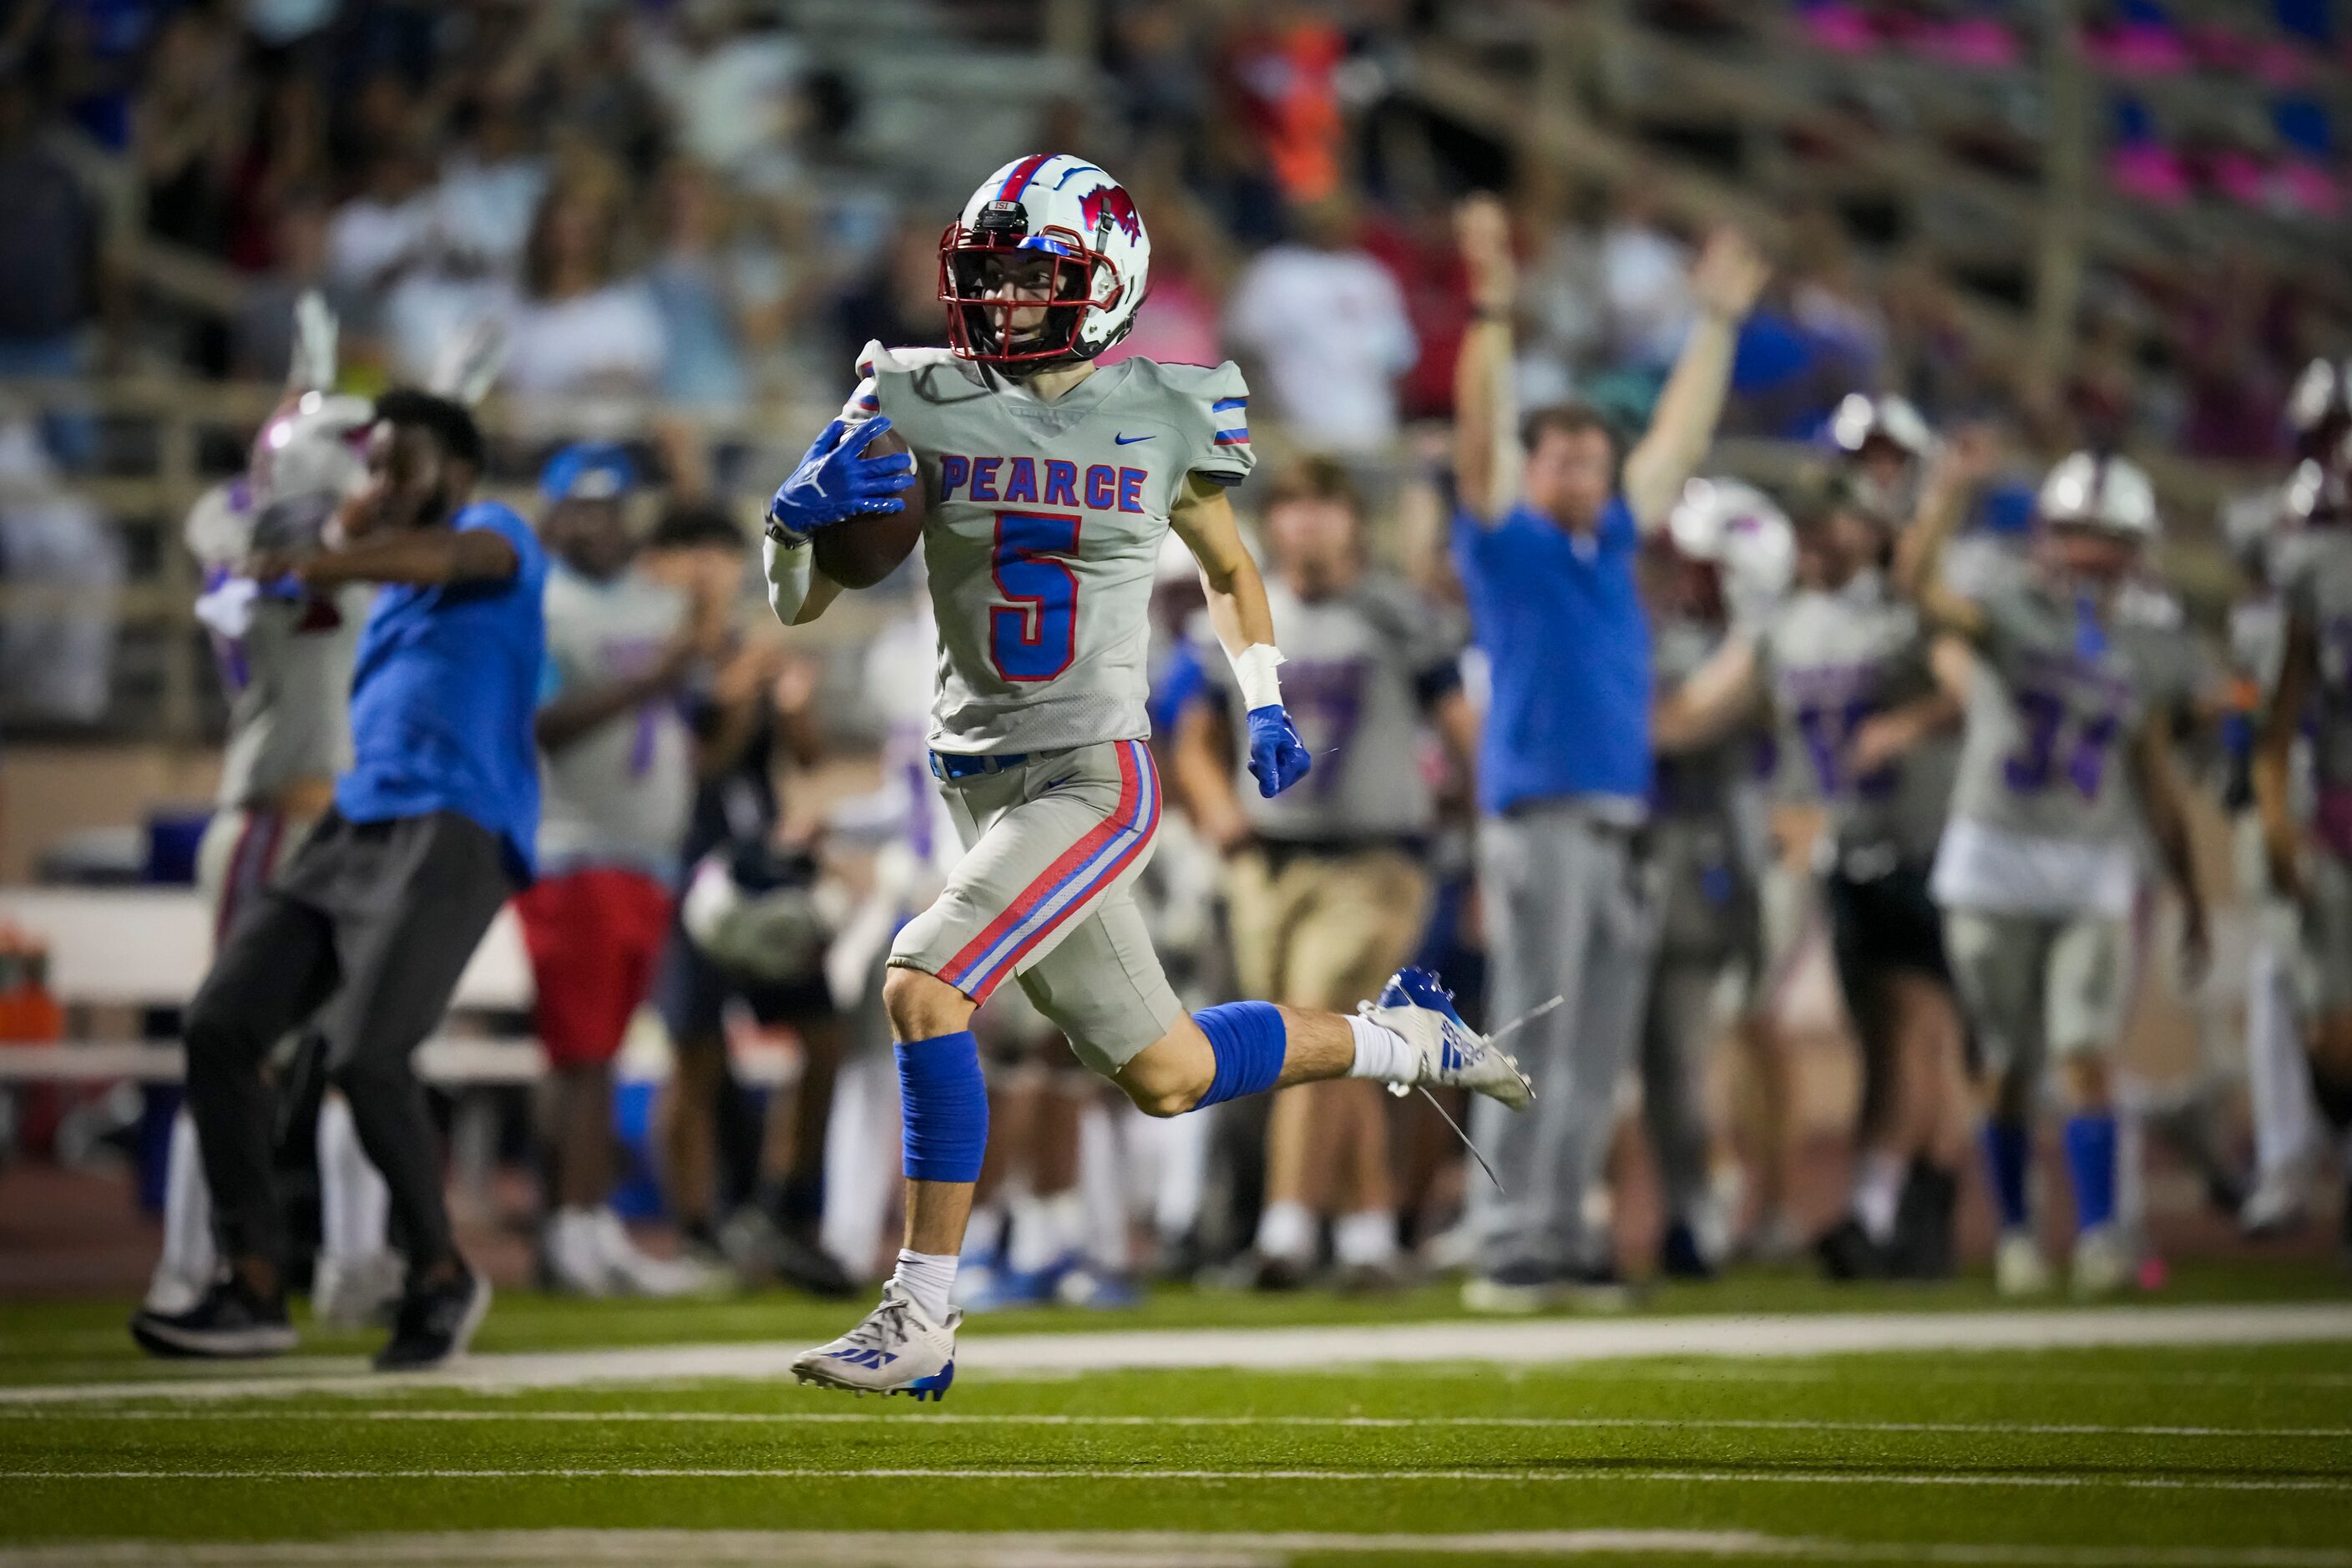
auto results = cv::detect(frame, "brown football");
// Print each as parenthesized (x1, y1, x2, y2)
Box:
(811, 424, 927, 589)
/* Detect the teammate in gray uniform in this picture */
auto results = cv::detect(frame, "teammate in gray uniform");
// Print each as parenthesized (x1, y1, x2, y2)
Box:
(760, 155, 1530, 1398)
(1641, 479, 1793, 1279)
(1172, 455, 1475, 1290)
(1900, 447, 2207, 1298)
(518, 443, 714, 1300)
(2255, 387, 2352, 1268)
(145, 311, 402, 1329)
(1658, 472, 1970, 1281)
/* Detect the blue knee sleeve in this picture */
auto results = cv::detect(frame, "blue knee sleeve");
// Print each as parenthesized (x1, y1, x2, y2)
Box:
(1191, 1001, 1287, 1109)
(896, 1031, 989, 1183)
(2062, 1113, 2118, 1232)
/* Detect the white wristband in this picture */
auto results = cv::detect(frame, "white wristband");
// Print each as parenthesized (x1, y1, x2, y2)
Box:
(1228, 642, 1285, 711)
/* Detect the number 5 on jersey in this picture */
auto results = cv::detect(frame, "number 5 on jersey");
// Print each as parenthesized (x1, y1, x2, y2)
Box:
(990, 511, 1081, 681)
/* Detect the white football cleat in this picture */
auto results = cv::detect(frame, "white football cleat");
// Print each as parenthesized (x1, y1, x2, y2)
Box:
(544, 1208, 614, 1297)
(2238, 1165, 2311, 1237)
(791, 1280, 959, 1401)
(591, 1209, 720, 1299)
(313, 1250, 404, 1328)
(1359, 968, 1534, 1111)
(1994, 1229, 2053, 1297)
(2070, 1224, 2132, 1299)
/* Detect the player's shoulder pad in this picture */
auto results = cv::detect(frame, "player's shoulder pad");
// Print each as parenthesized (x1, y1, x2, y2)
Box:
(1135, 358, 1253, 486)
(841, 341, 969, 422)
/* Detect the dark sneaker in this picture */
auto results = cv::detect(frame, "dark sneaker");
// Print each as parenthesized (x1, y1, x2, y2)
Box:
(1660, 1221, 1717, 1281)
(771, 1227, 857, 1299)
(373, 1267, 491, 1373)
(1815, 1216, 1892, 1282)
(130, 1277, 296, 1360)
(1890, 1162, 1958, 1281)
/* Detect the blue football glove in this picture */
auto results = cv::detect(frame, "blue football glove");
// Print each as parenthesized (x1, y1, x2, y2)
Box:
(766, 417, 917, 542)
(1246, 704, 1313, 798)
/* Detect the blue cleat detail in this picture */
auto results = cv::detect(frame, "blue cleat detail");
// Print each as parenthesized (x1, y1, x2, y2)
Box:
(892, 1361, 954, 1403)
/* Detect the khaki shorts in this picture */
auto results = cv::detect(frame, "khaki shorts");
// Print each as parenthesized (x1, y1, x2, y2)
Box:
(1224, 843, 1429, 1013)
(195, 807, 320, 951)
(1942, 908, 2134, 1080)
(890, 739, 1183, 1076)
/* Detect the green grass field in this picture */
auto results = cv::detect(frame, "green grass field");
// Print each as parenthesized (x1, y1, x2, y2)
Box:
(4, 1268, 2349, 1566)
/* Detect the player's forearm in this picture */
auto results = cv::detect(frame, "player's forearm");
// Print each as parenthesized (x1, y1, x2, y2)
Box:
(1452, 319, 1517, 524)
(762, 533, 815, 625)
(2135, 726, 2202, 908)
(1651, 636, 1760, 753)
(1892, 484, 1984, 641)
(536, 668, 677, 754)
(297, 527, 517, 590)
(1623, 311, 1738, 531)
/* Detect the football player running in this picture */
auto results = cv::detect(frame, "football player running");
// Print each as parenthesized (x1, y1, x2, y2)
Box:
(1897, 447, 2208, 1298)
(759, 154, 1532, 1399)
(2254, 372, 2352, 1271)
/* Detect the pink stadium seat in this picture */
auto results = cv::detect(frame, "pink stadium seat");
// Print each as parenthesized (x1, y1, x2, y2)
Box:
(1915, 18, 2022, 68)
(1798, 2, 1882, 54)
(2085, 21, 2193, 74)
(2108, 141, 2193, 204)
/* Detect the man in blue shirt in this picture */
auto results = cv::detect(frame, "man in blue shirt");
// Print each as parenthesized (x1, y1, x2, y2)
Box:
(133, 390, 547, 1373)
(1449, 196, 1767, 1308)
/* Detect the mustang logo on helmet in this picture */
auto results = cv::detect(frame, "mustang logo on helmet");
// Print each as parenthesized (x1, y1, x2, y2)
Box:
(1080, 183, 1142, 245)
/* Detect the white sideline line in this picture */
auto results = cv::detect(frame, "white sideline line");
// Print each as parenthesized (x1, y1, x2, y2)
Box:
(3, 1532, 2350, 1568)
(9, 1465, 2350, 1493)
(15, 1409, 2351, 1439)
(6, 1302, 2349, 1406)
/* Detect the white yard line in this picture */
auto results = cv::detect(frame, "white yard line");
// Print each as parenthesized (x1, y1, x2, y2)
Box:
(8, 1464, 2352, 1493)
(13, 1409, 2349, 1439)
(5, 1302, 2349, 1407)
(3, 1533, 2351, 1568)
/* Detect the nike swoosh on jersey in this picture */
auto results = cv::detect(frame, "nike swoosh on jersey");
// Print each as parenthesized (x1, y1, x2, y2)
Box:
(1113, 433, 1154, 444)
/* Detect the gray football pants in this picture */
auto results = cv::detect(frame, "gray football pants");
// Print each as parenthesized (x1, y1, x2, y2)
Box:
(1469, 804, 1660, 1273)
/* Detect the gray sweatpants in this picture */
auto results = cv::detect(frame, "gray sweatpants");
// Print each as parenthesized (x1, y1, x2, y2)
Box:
(1469, 803, 1660, 1273)
(185, 811, 513, 1278)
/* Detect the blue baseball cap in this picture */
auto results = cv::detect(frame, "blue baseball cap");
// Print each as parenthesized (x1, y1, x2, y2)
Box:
(539, 442, 636, 504)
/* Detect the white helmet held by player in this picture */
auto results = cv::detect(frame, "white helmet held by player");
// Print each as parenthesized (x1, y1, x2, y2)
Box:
(2037, 451, 2159, 544)
(939, 154, 1151, 369)
(253, 390, 375, 550)
(1669, 477, 1795, 625)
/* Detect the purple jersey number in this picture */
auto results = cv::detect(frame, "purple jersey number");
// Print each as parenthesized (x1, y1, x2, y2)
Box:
(1280, 659, 1368, 798)
(2002, 687, 2119, 799)
(989, 511, 1080, 682)
(1794, 698, 1895, 800)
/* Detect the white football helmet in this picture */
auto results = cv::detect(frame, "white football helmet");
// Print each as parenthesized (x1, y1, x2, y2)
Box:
(940, 154, 1150, 368)
(2288, 357, 2351, 452)
(1669, 478, 1795, 625)
(252, 391, 374, 549)
(2037, 452, 2159, 543)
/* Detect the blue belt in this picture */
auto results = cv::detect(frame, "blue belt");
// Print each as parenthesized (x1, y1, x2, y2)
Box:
(929, 751, 1029, 781)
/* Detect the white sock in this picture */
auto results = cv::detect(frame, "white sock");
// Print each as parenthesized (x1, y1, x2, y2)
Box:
(1009, 1188, 1082, 1275)
(1852, 1149, 1906, 1244)
(1333, 1209, 1399, 1268)
(159, 1110, 215, 1282)
(1344, 1014, 1416, 1083)
(316, 1093, 390, 1262)
(893, 1248, 959, 1323)
(1255, 1198, 1315, 1261)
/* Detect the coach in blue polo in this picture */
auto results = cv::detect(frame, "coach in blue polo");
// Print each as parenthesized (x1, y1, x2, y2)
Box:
(1449, 195, 1767, 1309)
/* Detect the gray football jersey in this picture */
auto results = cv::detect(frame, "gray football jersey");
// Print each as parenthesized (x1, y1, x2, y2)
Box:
(847, 342, 1254, 754)
(2284, 529, 2352, 791)
(535, 562, 695, 875)
(188, 480, 364, 809)
(1758, 572, 1955, 865)
(1198, 574, 1461, 841)
(1946, 579, 2184, 843)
